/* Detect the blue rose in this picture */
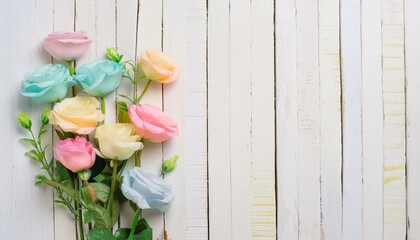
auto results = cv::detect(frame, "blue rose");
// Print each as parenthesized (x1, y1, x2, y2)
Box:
(21, 64, 75, 104)
(74, 59, 125, 97)
(121, 168, 174, 212)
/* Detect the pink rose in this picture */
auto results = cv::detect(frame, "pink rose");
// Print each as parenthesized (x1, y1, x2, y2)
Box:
(44, 31, 92, 60)
(139, 49, 180, 83)
(54, 137, 96, 173)
(128, 104, 179, 143)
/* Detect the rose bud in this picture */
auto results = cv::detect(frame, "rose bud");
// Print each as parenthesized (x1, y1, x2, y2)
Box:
(54, 137, 96, 173)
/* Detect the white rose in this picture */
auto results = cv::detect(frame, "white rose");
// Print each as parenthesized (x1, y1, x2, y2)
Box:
(95, 123, 143, 160)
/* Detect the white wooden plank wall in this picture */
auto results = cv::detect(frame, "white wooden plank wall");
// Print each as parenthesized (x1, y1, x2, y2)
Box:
(5, 0, 420, 239)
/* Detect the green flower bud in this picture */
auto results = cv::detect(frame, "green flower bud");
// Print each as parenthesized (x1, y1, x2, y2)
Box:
(78, 170, 90, 181)
(18, 112, 32, 129)
(41, 108, 50, 125)
(106, 47, 123, 62)
(162, 155, 179, 174)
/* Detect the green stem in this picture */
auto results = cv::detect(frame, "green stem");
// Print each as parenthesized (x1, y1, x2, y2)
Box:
(76, 179, 84, 240)
(136, 79, 152, 103)
(109, 160, 118, 222)
(134, 148, 142, 167)
(100, 96, 106, 114)
(128, 208, 142, 240)
(67, 61, 75, 76)
(29, 128, 77, 214)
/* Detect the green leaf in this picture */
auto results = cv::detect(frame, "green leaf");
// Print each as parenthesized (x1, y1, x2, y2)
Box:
(136, 218, 151, 233)
(93, 174, 106, 183)
(90, 182, 111, 203)
(38, 129, 48, 143)
(84, 210, 94, 224)
(25, 150, 42, 162)
(35, 175, 48, 185)
(53, 200, 68, 207)
(114, 228, 130, 240)
(87, 227, 116, 240)
(19, 138, 37, 148)
(54, 161, 70, 183)
(117, 101, 128, 112)
(133, 229, 152, 240)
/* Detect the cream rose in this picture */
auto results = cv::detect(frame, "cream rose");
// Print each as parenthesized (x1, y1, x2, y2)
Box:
(139, 49, 180, 83)
(49, 95, 104, 135)
(95, 123, 143, 160)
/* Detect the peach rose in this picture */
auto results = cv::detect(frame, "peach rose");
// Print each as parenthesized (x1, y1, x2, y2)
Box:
(139, 49, 180, 83)
(49, 95, 104, 135)
(44, 31, 92, 61)
(128, 104, 179, 143)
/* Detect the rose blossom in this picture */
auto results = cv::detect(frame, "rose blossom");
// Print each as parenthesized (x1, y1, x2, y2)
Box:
(95, 123, 143, 160)
(54, 137, 96, 173)
(44, 31, 92, 60)
(121, 168, 174, 212)
(49, 95, 104, 135)
(139, 49, 180, 83)
(128, 104, 179, 143)
(20, 64, 76, 104)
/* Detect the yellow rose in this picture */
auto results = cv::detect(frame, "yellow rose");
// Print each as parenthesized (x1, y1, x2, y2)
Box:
(139, 49, 180, 83)
(49, 95, 104, 135)
(95, 123, 143, 160)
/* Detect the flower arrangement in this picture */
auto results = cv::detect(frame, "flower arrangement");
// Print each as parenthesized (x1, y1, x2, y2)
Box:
(18, 31, 180, 240)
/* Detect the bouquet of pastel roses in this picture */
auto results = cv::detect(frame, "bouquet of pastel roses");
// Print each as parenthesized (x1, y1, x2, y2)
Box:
(18, 31, 179, 240)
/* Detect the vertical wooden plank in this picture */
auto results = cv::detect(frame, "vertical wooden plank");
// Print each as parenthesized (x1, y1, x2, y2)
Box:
(75, 0, 116, 122)
(406, 0, 420, 238)
(318, 0, 342, 239)
(52, 1, 78, 239)
(229, 0, 253, 239)
(0, 2, 14, 238)
(184, 0, 209, 239)
(162, 0, 187, 239)
(340, 0, 363, 239)
(296, 0, 321, 239)
(135, 0, 165, 238)
(276, 0, 299, 238)
(382, 0, 407, 238)
(361, 0, 383, 239)
(115, 0, 141, 231)
(251, 0, 276, 239)
(207, 0, 232, 239)
(3, 1, 55, 239)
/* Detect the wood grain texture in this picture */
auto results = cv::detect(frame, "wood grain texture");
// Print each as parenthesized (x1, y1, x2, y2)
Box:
(2, 1, 55, 240)
(229, 0, 253, 239)
(406, 0, 420, 239)
(340, 0, 363, 239)
(184, 0, 209, 239)
(162, 0, 188, 239)
(382, 0, 407, 238)
(318, 0, 342, 239)
(276, 0, 299, 238)
(296, 0, 321, 239)
(208, 0, 232, 239)
(6, 0, 420, 239)
(362, 0, 383, 239)
(251, 0, 276, 239)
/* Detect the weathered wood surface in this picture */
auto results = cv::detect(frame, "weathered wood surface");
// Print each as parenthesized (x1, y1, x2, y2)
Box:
(1, 0, 419, 239)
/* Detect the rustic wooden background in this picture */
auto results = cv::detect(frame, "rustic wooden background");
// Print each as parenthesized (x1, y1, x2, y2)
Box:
(1, 0, 419, 239)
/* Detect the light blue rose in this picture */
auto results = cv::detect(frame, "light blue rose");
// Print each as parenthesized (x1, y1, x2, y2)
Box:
(121, 168, 175, 212)
(74, 59, 125, 97)
(21, 64, 75, 104)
